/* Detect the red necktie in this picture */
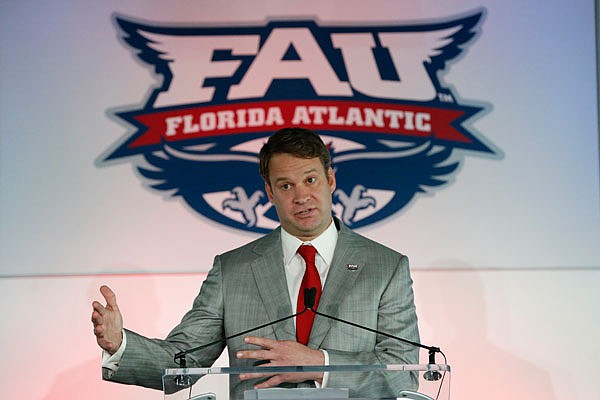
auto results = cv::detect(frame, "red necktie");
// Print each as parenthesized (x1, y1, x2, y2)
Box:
(296, 244, 322, 345)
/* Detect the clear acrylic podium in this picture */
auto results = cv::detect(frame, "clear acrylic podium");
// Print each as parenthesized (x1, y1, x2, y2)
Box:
(162, 364, 451, 400)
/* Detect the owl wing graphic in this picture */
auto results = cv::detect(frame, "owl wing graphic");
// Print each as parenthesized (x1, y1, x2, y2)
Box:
(418, 12, 483, 70)
(137, 142, 270, 227)
(115, 17, 176, 82)
(332, 141, 459, 225)
(139, 143, 261, 192)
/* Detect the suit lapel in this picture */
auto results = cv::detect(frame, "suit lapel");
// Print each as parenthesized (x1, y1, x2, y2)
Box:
(309, 224, 365, 347)
(250, 229, 297, 341)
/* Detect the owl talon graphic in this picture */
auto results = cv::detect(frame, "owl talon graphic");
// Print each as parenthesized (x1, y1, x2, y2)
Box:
(222, 187, 264, 227)
(334, 185, 376, 225)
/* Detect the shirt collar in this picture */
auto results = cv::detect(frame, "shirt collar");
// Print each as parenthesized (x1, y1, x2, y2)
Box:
(281, 219, 338, 265)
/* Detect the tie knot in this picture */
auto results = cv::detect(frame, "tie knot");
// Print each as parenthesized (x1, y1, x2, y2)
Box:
(297, 244, 317, 262)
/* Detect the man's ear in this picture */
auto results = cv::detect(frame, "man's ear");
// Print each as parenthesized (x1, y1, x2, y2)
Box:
(264, 181, 274, 202)
(328, 168, 337, 193)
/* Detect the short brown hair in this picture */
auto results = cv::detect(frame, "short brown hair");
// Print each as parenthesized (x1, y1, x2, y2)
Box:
(259, 127, 331, 185)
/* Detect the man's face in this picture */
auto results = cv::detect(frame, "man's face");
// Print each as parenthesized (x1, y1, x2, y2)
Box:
(265, 153, 336, 241)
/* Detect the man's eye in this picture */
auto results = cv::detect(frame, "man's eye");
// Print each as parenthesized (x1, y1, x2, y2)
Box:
(307, 177, 316, 184)
(281, 184, 290, 190)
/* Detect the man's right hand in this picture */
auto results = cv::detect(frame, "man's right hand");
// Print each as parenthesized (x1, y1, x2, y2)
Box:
(91, 285, 123, 355)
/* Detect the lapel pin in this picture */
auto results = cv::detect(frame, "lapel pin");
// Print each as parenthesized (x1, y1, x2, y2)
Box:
(346, 264, 359, 271)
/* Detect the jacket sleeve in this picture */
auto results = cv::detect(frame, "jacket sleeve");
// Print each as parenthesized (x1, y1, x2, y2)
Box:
(103, 257, 226, 391)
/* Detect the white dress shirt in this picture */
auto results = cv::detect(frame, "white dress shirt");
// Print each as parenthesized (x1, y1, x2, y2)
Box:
(280, 219, 338, 317)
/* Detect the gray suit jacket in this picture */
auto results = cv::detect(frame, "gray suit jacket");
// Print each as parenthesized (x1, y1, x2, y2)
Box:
(105, 220, 419, 399)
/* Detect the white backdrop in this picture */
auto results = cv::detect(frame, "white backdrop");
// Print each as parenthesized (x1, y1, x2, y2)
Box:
(0, 0, 599, 399)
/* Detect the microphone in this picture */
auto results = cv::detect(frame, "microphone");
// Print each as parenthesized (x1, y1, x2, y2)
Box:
(423, 350, 443, 381)
(304, 287, 317, 309)
(302, 287, 445, 382)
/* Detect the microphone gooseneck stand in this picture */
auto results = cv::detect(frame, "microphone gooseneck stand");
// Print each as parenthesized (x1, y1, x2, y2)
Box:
(173, 287, 448, 399)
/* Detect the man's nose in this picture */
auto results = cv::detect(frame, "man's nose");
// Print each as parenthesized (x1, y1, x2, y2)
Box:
(293, 185, 311, 204)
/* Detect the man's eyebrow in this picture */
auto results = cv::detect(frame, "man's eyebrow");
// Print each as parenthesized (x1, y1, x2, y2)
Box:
(272, 168, 320, 183)
(277, 168, 319, 180)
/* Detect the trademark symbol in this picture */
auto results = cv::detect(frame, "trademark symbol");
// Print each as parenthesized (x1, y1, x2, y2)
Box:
(438, 93, 454, 103)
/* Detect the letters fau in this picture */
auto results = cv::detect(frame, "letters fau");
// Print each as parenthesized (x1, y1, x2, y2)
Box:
(103, 11, 497, 233)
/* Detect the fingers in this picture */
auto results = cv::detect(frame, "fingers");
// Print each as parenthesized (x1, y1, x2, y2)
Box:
(243, 336, 277, 348)
(100, 285, 119, 309)
(236, 348, 272, 361)
(91, 286, 114, 321)
(237, 337, 324, 386)
(91, 304, 107, 337)
(236, 337, 277, 360)
(244, 336, 272, 345)
(91, 286, 117, 318)
(91, 308, 102, 326)
(253, 375, 286, 388)
(238, 368, 274, 382)
(90, 285, 124, 354)
(236, 336, 282, 360)
(239, 370, 314, 387)
(91, 300, 106, 319)
(92, 322, 105, 337)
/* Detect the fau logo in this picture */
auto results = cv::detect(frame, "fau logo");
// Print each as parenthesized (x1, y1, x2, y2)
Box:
(102, 11, 497, 233)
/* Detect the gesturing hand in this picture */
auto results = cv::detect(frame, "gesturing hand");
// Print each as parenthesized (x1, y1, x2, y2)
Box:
(91, 285, 124, 355)
(236, 336, 325, 388)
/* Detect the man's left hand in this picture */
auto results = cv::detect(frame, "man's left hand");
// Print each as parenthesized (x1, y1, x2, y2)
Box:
(236, 336, 325, 388)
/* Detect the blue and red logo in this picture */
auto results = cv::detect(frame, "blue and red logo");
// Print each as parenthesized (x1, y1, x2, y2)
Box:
(102, 10, 497, 233)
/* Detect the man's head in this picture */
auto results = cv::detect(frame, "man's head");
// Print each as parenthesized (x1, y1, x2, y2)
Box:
(259, 127, 336, 241)
(259, 127, 332, 185)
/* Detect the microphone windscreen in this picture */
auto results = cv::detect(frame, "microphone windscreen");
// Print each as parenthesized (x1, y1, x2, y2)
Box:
(304, 287, 317, 308)
(423, 370, 442, 381)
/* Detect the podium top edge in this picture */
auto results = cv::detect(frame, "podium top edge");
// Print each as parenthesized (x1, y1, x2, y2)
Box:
(163, 364, 451, 376)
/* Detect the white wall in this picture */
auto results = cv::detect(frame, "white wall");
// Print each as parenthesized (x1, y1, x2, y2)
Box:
(2, 269, 598, 399)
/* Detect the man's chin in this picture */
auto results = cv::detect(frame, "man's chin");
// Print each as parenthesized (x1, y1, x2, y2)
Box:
(287, 221, 329, 240)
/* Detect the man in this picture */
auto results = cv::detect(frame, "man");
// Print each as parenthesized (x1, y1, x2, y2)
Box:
(92, 127, 419, 399)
